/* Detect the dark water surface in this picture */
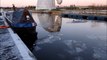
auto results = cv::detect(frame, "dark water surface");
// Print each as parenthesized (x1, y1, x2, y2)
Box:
(32, 13, 107, 60)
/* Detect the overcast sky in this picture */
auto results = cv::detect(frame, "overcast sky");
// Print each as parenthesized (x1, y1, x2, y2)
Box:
(0, 0, 107, 7)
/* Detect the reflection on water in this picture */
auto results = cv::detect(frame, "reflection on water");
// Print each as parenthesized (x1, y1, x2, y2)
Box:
(32, 13, 107, 60)
(37, 13, 62, 32)
(35, 13, 62, 44)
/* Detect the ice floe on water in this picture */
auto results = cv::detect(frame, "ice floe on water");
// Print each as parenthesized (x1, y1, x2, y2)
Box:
(62, 40, 107, 60)
(93, 47, 107, 60)
(87, 35, 107, 41)
(36, 32, 63, 44)
(63, 40, 87, 54)
(35, 38, 107, 60)
(34, 46, 42, 51)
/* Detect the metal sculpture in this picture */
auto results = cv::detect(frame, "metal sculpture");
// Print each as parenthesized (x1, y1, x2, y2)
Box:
(37, 0, 62, 10)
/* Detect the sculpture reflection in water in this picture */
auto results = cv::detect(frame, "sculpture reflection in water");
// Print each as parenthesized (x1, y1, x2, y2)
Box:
(37, 13, 62, 43)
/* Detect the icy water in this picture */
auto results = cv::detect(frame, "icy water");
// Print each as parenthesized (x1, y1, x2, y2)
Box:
(32, 13, 107, 60)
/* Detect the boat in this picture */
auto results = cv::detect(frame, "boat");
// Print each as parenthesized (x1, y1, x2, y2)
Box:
(5, 5, 37, 49)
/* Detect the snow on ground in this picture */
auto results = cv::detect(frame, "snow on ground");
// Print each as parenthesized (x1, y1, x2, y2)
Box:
(0, 28, 23, 60)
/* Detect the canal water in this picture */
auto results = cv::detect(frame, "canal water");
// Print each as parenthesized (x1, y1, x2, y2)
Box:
(32, 13, 107, 60)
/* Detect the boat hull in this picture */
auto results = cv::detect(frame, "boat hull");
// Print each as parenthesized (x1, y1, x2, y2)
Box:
(12, 27, 37, 49)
